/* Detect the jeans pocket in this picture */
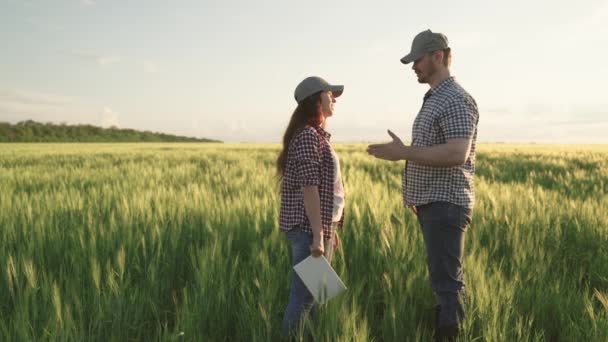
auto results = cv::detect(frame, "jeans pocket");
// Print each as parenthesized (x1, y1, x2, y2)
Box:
(285, 226, 302, 240)
(286, 225, 313, 244)
(447, 203, 471, 231)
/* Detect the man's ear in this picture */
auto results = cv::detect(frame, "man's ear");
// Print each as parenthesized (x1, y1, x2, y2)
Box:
(432, 50, 444, 64)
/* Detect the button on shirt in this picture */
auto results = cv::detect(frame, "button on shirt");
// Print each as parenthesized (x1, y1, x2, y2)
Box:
(403, 77, 479, 209)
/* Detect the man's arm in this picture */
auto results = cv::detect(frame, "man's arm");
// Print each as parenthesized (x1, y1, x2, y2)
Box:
(367, 130, 472, 167)
(403, 138, 472, 166)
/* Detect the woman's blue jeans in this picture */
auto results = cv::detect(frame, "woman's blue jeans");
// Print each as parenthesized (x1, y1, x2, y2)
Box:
(281, 227, 335, 337)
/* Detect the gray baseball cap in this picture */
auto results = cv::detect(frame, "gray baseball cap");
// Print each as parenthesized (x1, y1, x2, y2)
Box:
(400, 29, 449, 64)
(294, 76, 344, 103)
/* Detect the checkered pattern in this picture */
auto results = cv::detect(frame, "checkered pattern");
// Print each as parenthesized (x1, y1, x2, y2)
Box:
(280, 126, 344, 240)
(403, 77, 479, 209)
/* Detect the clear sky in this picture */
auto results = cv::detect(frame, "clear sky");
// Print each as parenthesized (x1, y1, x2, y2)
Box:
(1, 0, 607, 143)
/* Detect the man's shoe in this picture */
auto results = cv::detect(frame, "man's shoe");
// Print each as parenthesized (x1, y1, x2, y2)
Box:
(434, 305, 441, 328)
(436, 324, 459, 342)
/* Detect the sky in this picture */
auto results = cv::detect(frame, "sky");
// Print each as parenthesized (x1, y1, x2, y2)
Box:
(1, 0, 607, 143)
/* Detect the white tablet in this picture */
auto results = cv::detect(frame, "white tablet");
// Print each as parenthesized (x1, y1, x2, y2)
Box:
(293, 255, 347, 303)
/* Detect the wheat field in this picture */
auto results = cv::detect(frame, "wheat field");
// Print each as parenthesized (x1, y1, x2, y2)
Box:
(1, 143, 607, 341)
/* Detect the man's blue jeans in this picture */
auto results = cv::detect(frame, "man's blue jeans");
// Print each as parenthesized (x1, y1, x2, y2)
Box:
(416, 201, 471, 328)
(281, 227, 335, 337)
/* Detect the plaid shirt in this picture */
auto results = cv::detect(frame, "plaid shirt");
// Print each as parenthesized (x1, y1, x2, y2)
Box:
(279, 126, 344, 240)
(403, 77, 479, 209)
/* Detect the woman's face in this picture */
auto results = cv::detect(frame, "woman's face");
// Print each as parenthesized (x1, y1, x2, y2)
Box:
(319, 91, 336, 118)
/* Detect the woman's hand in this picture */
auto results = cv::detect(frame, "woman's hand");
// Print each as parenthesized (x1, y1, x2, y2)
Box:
(310, 236, 324, 257)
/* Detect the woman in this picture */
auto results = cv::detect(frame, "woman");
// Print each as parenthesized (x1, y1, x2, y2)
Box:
(277, 76, 346, 336)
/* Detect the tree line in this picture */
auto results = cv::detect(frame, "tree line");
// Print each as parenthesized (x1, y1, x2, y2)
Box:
(0, 120, 221, 143)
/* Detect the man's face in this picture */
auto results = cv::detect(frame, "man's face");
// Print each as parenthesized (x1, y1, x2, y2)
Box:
(412, 53, 436, 84)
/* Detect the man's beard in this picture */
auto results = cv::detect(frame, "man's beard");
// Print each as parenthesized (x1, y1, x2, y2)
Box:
(417, 63, 436, 84)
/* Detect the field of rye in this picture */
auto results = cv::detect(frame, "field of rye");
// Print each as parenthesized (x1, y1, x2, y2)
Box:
(0, 143, 607, 341)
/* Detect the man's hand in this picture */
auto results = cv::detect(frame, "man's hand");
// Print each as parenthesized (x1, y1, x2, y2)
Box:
(367, 130, 407, 161)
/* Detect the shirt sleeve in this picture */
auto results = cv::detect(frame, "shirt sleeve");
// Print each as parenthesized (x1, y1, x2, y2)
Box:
(294, 128, 321, 187)
(438, 95, 479, 140)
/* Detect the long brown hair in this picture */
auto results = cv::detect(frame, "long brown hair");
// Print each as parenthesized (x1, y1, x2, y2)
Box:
(276, 92, 323, 179)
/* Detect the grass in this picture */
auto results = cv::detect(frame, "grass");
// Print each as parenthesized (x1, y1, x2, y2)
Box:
(0, 143, 607, 341)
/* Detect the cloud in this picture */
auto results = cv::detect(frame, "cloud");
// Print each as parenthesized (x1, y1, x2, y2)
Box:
(0, 98, 90, 123)
(142, 61, 159, 74)
(449, 31, 497, 49)
(0, 88, 122, 130)
(0, 89, 78, 107)
(99, 107, 119, 127)
(70, 49, 121, 67)
(536, 1, 608, 48)
(81, 0, 96, 6)
(67, 49, 164, 74)
(589, 0, 608, 29)
(24, 16, 64, 31)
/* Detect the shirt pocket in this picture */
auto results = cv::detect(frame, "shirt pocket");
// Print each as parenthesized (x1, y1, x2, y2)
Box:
(413, 109, 436, 146)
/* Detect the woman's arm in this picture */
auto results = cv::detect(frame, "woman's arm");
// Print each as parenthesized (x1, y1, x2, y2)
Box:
(303, 185, 324, 257)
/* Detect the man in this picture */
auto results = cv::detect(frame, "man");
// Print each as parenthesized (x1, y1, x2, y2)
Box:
(367, 29, 479, 340)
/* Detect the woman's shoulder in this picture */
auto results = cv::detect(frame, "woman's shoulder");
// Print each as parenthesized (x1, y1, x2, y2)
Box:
(288, 127, 323, 158)
(293, 126, 321, 144)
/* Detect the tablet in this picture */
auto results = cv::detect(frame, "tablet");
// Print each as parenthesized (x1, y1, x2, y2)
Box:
(293, 255, 347, 303)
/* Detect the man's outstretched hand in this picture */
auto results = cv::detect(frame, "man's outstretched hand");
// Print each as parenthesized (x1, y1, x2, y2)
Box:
(367, 130, 407, 161)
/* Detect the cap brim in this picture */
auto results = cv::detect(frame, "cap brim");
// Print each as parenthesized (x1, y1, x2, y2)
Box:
(400, 51, 424, 64)
(328, 85, 344, 98)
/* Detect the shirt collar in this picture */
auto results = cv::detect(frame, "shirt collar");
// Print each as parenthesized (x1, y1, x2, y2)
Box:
(314, 126, 331, 141)
(424, 76, 455, 102)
